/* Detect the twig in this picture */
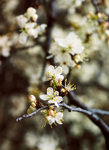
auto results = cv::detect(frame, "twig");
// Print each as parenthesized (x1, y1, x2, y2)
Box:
(16, 105, 48, 121)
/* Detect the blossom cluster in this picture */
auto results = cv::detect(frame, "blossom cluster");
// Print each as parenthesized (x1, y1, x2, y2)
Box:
(27, 65, 75, 126)
(43, 107, 64, 126)
(49, 32, 84, 74)
(16, 7, 47, 44)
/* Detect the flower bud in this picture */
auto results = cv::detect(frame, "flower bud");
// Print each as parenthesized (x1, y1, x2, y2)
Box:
(27, 109, 32, 114)
(29, 106, 37, 112)
(74, 54, 82, 63)
(31, 102, 36, 107)
(29, 95, 36, 103)
(76, 64, 81, 69)
(26, 7, 36, 18)
(32, 14, 38, 22)
(49, 106, 54, 110)
(48, 110, 55, 117)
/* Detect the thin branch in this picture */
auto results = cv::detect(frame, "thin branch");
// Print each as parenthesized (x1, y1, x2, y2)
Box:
(16, 105, 48, 121)
(16, 102, 109, 132)
(68, 91, 109, 116)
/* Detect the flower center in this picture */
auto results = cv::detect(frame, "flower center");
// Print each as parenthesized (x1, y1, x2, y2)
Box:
(63, 61, 67, 65)
(61, 49, 66, 53)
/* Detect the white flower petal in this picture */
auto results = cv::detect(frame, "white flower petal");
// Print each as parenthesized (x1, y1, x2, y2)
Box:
(55, 38, 67, 47)
(59, 75, 64, 81)
(27, 28, 36, 36)
(47, 65, 54, 72)
(55, 112, 63, 124)
(2, 47, 10, 57)
(25, 22, 36, 29)
(19, 32, 28, 44)
(40, 94, 49, 100)
(54, 102, 59, 107)
(55, 66, 63, 74)
(62, 65, 69, 75)
(48, 100, 54, 104)
(47, 87, 54, 96)
(16, 15, 27, 28)
(55, 96, 63, 102)
(48, 117, 55, 125)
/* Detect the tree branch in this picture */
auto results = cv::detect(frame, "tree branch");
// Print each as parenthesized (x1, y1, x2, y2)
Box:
(68, 91, 109, 116)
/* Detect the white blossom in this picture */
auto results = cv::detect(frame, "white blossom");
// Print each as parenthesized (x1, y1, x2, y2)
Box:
(46, 65, 64, 81)
(37, 135, 58, 150)
(64, 79, 76, 91)
(0, 35, 12, 57)
(57, 0, 85, 14)
(19, 32, 28, 44)
(49, 32, 84, 74)
(46, 111, 63, 125)
(16, 15, 28, 28)
(26, 7, 38, 21)
(54, 53, 75, 74)
(40, 87, 63, 107)
(16, 7, 47, 44)
(50, 32, 84, 56)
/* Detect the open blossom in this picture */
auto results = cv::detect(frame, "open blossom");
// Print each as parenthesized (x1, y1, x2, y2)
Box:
(46, 65, 64, 81)
(40, 87, 63, 107)
(64, 79, 76, 92)
(49, 32, 84, 74)
(46, 111, 63, 125)
(16, 7, 47, 44)
(49, 32, 84, 56)
(55, 53, 75, 74)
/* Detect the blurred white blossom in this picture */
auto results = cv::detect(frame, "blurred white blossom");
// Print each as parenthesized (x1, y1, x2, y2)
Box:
(49, 32, 84, 74)
(57, 0, 85, 14)
(0, 35, 12, 57)
(16, 7, 47, 44)
(37, 135, 58, 150)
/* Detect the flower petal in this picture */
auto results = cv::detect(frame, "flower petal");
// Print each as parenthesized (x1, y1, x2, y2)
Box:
(40, 94, 49, 100)
(47, 87, 54, 96)
(19, 32, 28, 44)
(55, 112, 63, 124)
(55, 66, 63, 74)
(55, 96, 63, 102)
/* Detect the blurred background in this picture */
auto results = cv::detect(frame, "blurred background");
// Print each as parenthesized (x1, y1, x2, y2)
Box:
(0, 0, 109, 150)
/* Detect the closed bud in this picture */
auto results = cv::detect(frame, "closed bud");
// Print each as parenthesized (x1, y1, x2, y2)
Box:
(74, 54, 82, 63)
(29, 106, 37, 112)
(26, 7, 36, 18)
(31, 102, 36, 107)
(48, 110, 55, 117)
(49, 106, 54, 110)
(76, 64, 81, 69)
(29, 95, 36, 103)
